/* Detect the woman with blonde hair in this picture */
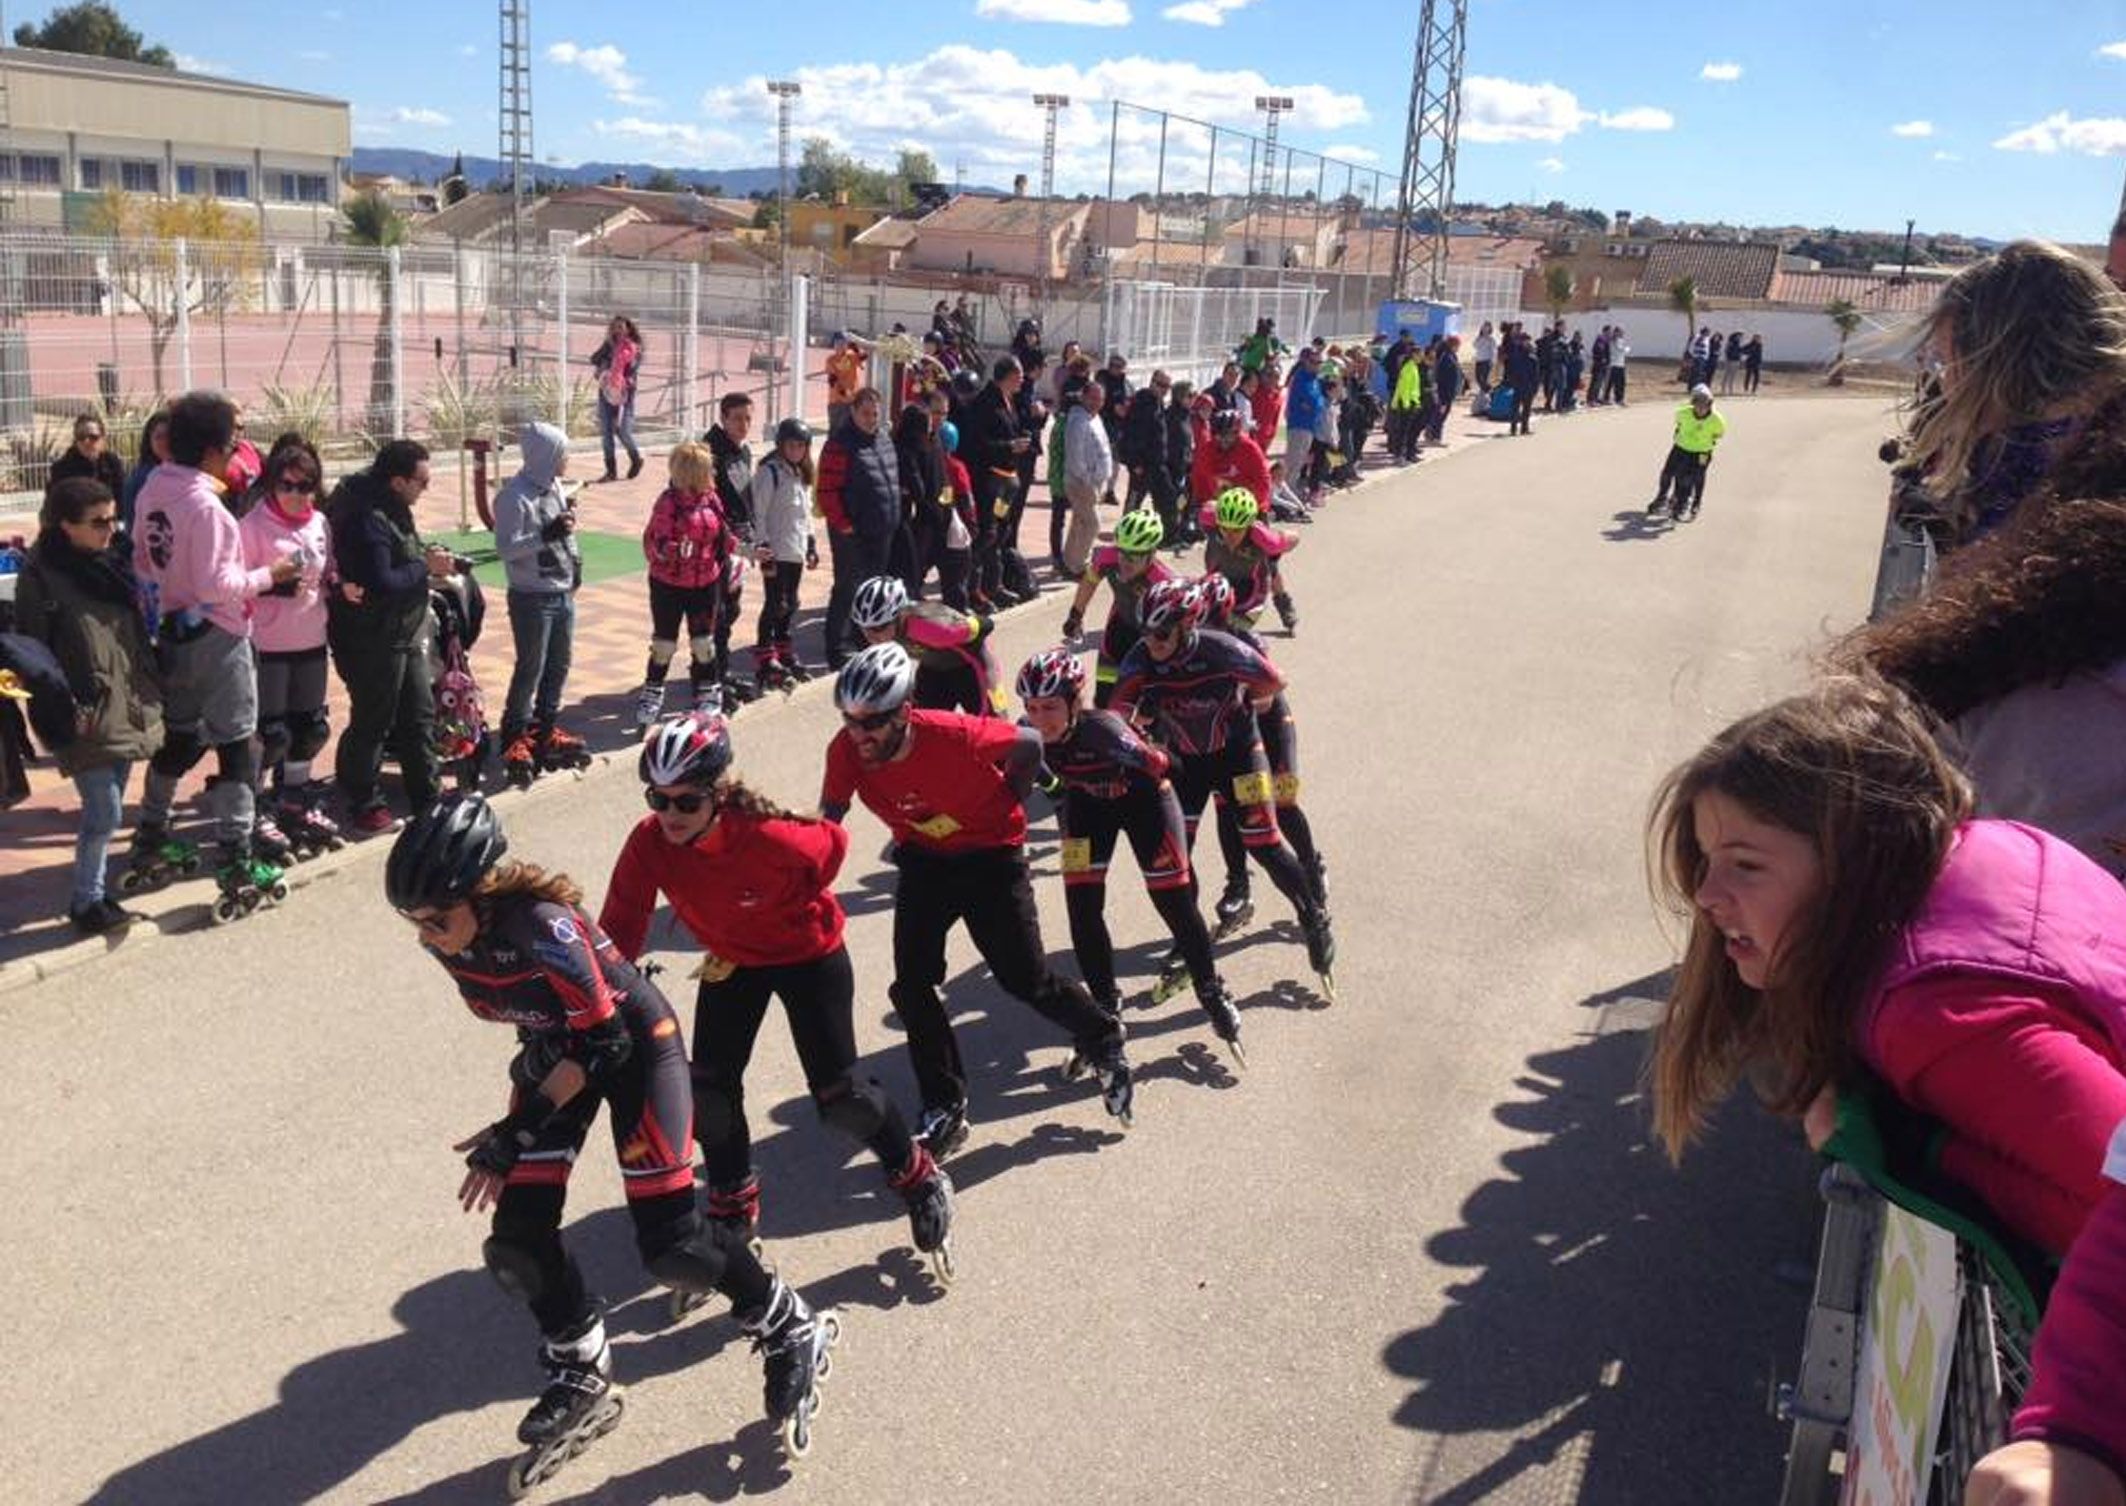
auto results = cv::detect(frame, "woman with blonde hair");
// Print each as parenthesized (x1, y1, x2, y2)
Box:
(634, 439, 736, 732)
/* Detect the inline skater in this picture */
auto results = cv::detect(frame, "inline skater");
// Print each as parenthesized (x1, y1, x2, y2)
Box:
(1201, 486, 1300, 635)
(633, 440, 737, 733)
(748, 417, 820, 693)
(493, 424, 593, 785)
(821, 643, 1135, 1149)
(1189, 408, 1271, 520)
(598, 711, 955, 1281)
(1017, 647, 1243, 1065)
(1111, 579, 1336, 999)
(1061, 508, 1174, 708)
(1648, 384, 1727, 522)
(705, 393, 761, 701)
(387, 794, 841, 1476)
(849, 574, 1004, 717)
(1195, 571, 1330, 937)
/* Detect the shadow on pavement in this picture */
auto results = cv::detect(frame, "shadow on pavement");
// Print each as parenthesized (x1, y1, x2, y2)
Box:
(1381, 972, 1816, 1505)
(1600, 508, 1674, 544)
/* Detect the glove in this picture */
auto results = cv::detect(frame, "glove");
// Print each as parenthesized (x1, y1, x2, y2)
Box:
(463, 1093, 555, 1176)
(1062, 609, 1083, 639)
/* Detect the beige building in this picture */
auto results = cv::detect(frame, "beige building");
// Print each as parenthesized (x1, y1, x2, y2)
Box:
(904, 195, 1093, 281)
(0, 47, 349, 239)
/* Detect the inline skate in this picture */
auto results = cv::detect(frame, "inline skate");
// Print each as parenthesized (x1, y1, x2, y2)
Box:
(118, 821, 202, 894)
(506, 1310, 625, 1499)
(1061, 989, 1124, 1080)
(535, 721, 593, 775)
(914, 1100, 970, 1161)
(1300, 905, 1337, 1004)
(1199, 979, 1246, 1068)
(670, 1173, 764, 1322)
(275, 784, 345, 858)
(249, 810, 298, 868)
(1148, 947, 1192, 1006)
(1212, 879, 1255, 941)
(629, 681, 666, 740)
(210, 843, 288, 924)
(741, 1277, 843, 1462)
(888, 1144, 956, 1285)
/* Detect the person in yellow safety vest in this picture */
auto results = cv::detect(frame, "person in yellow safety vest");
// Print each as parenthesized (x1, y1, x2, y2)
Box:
(1386, 349, 1425, 464)
(1649, 383, 1727, 522)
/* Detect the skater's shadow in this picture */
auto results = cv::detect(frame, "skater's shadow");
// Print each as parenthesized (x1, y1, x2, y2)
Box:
(1379, 974, 1815, 1505)
(537, 1416, 792, 1504)
(835, 866, 899, 920)
(1601, 508, 1673, 544)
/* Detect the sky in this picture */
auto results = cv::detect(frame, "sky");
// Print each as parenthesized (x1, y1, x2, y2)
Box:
(120, 0, 2126, 241)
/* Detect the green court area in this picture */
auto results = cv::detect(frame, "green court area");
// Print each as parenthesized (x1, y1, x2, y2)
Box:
(427, 529, 643, 593)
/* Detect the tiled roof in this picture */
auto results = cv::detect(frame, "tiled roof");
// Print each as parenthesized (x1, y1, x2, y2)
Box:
(1768, 269, 1940, 315)
(1634, 239, 1781, 301)
(852, 218, 920, 249)
(580, 223, 729, 262)
(554, 187, 754, 228)
(1109, 240, 1225, 270)
(1220, 212, 1340, 242)
(410, 193, 515, 244)
(917, 195, 1082, 236)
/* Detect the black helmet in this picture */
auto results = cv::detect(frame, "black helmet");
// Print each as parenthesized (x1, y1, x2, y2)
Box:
(949, 369, 982, 401)
(386, 793, 507, 912)
(1016, 317, 1041, 340)
(775, 417, 812, 446)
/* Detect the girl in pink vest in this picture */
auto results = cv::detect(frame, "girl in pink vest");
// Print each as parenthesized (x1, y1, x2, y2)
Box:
(1648, 676, 2126, 1505)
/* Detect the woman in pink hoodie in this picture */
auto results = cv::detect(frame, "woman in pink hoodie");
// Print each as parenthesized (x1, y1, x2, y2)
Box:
(631, 440, 732, 730)
(1649, 676, 2126, 1506)
(239, 437, 339, 857)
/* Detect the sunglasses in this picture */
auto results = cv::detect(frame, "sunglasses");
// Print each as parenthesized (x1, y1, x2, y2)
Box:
(277, 477, 318, 495)
(644, 788, 711, 814)
(398, 907, 455, 936)
(842, 709, 898, 733)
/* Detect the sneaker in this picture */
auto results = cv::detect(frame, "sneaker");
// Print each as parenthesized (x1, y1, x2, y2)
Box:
(347, 802, 399, 837)
(626, 455, 644, 481)
(69, 897, 140, 935)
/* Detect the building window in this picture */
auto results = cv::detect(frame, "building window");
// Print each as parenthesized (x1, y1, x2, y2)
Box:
(176, 163, 199, 195)
(120, 159, 159, 193)
(79, 158, 104, 190)
(275, 171, 332, 204)
(212, 167, 250, 200)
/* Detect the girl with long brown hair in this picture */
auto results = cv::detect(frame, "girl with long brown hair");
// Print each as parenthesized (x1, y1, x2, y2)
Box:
(1647, 676, 2126, 1504)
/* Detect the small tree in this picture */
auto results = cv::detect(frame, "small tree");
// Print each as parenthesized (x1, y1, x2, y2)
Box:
(14, 1, 171, 65)
(643, 168, 683, 193)
(81, 191, 261, 395)
(441, 151, 469, 206)
(1825, 298, 1862, 385)
(342, 189, 409, 433)
(1542, 263, 1575, 321)
(1667, 275, 1698, 380)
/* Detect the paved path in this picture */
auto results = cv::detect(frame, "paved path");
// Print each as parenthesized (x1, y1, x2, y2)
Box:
(5, 391, 1890, 1505)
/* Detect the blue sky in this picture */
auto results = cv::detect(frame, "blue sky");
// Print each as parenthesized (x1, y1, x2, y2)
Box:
(125, 0, 2126, 241)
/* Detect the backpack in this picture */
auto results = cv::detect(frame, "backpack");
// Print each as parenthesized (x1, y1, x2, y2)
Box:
(428, 578, 488, 773)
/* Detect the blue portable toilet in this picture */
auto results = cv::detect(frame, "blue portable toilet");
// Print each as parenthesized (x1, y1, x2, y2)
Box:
(1369, 299, 1462, 398)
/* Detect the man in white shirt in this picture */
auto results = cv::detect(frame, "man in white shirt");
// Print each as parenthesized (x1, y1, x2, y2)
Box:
(1062, 379, 1116, 578)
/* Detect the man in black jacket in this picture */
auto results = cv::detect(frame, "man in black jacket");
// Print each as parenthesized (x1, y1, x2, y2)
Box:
(704, 393, 757, 698)
(817, 389, 901, 667)
(1117, 368, 1168, 513)
(326, 440, 454, 832)
(959, 357, 1032, 609)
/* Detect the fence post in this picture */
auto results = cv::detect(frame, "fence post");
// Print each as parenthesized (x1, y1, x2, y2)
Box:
(683, 262, 701, 434)
(787, 272, 809, 426)
(386, 244, 405, 439)
(554, 244, 570, 431)
(174, 237, 194, 390)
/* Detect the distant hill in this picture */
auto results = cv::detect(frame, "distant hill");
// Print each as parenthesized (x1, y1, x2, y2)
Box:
(351, 147, 784, 196)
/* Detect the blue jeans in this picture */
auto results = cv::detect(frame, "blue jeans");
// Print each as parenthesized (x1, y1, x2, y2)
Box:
(71, 760, 131, 911)
(502, 590, 576, 737)
(598, 394, 640, 475)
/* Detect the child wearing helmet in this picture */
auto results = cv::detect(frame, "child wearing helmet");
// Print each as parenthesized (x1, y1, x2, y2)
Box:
(386, 793, 841, 1466)
(1190, 406, 1271, 517)
(933, 415, 978, 611)
(598, 711, 956, 1279)
(747, 418, 818, 690)
(1202, 486, 1301, 634)
(1061, 509, 1176, 708)
(851, 573, 1004, 717)
(1650, 384, 1727, 522)
(1017, 646, 1244, 1063)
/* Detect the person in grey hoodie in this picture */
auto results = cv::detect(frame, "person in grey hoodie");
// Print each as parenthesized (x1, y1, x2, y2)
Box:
(491, 423, 587, 772)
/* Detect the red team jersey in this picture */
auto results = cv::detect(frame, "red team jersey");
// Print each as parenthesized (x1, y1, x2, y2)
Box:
(821, 709, 1028, 853)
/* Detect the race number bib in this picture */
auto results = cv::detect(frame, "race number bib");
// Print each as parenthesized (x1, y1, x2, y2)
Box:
(1230, 770, 1274, 806)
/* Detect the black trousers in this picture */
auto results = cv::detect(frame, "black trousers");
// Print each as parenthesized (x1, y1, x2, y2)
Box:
(1509, 388, 1536, 435)
(1656, 446, 1712, 509)
(889, 842, 1122, 1114)
(690, 944, 915, 1189)
(1171, 737, 1314, 919)
(753, 559, 802, 651)
(1060, 780, 1216, 1001)
(330, 632, 439, 812)
(824, 529, 893, 664)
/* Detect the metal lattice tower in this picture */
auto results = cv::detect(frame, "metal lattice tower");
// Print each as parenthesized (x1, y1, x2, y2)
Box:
(499, 0, 534, 339)
(1033, 93, 1070, 295)
(1254, 95, 1291, 202)
(1390, 0, 1468, 300)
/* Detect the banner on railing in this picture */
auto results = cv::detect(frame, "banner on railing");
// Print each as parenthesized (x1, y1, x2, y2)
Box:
(1840, 1204, 1960, 1506)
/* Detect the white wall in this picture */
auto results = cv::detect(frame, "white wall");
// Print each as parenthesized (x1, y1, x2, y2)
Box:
(1509, 305, 1923, 367)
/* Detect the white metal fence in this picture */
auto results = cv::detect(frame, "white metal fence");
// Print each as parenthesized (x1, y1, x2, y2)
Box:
(1105, 281, 1324, 388)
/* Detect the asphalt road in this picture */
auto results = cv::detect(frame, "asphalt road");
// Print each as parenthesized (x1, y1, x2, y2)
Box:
(4, 393, 1892, 1506)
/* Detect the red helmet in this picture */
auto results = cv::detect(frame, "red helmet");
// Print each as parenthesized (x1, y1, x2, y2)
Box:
(639, 709, 733, 788)
(1196, 572, 1236, 626)
(1016, 646, 1087, 702)
(1140, 577, 1204, 637)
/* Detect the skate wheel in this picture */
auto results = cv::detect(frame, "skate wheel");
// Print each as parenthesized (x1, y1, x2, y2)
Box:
(1227, 1038, 1249, 1070)
(1059, 1051, 1087, 1084)
(668, 1286, 712, 1323)
(269, 881, 290, 903)
(506, 1456, 536, 1500)
(179, 856, 202, 875)
(783, 1394, 818, 1460)
(210, 897, 238, 925)
(118, 871, 143, 894)
(931, 1243, 957, 1286)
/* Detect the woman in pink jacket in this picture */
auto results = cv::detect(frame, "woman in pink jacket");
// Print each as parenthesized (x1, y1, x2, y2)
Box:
(632, 440, 734, 732)
(1648, 676, 2126, 1506)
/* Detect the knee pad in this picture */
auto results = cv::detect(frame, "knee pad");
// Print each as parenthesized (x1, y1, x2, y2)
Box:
(648, 637, 678, 667)
(689, 633, 717, 664)
(642, 1216, 733, 1294)
(816, 1075, 890, 1143)
(256, 715, 293, 771)
(483, 1234, 551, 1305)
(215, 738, 259, 789)
(152, 728, 204, 777)
(1273, 772, 1301, 807)
(286, 707, 330, 763)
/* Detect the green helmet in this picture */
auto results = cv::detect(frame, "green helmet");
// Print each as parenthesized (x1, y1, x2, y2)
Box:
(1214, 487, 1259, 531)
(1114, 509, 1164, 555)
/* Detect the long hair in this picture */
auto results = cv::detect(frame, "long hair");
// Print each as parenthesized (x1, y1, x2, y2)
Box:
(475, 861, 584, 910)
(1905, 241, 2126, 496)
(1646, 675, 1971, 1160)
(715, 776, 817, 825)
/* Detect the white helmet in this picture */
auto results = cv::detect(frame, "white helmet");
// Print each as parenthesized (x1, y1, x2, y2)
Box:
(851, 575, 908, 632)
(835, 641, 915, 715)
(639, 709, 732, 789)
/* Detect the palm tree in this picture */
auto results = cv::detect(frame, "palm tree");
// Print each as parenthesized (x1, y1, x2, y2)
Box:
(1542, 263, 1575, 322)
(1825, 299, 1862, 385)
(1667, 275, 1698, 381)
(342, 189, 409, 435)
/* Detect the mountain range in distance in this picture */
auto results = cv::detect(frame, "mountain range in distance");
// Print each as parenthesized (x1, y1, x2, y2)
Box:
(351, 147, 785, 195)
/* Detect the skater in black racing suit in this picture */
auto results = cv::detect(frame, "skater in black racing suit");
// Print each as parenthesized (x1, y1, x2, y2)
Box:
(388, 793, 837, 1469)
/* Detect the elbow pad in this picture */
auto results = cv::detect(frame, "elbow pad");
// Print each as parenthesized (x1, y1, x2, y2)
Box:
(570, 1019, 634, 1086)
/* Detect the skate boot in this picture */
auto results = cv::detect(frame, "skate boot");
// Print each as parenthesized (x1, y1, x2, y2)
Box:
(508, 1308, 625, 1497)
(535, 722, 593, 774)
(1646, 494, 1670, 519)
(501, 729, 540, 788)
(1274, 591, 1299, 635)
(914, 1100, 970, 1161)
(250, 809, 298, 867)
(1213, 880, 1256, 941)
(1062, 988, 1125, 1080)
(888, 1144, 957, 1284)
(779, 646, 812, 683)
(742, 1276, 843, 1461)
(1305, 850, 1331, 910)
(119, 820, 201, 894)
(753, 649, 794, 697)
(671, 1173, 764, 1321)
(210, 842, 287, 925)
(279, 785, 344, 856)
(1149, 947, 1192, 1006)
(1091, 1043, 1135, 1129)
(630, 680, 666, 738)
(1199, 978, 1246, 1068)
(1301, 904, 1338, 1004)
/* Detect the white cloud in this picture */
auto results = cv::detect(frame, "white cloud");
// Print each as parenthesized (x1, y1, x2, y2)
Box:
(976, 0, 1131, 21)
(547, 41, 656, 107)
(2099, 41, 2126, 60)
(391, 107, 452, 127)
(697, 46, 1368, 192)
(591, 117, 750, 166)
(1890, 119, 1934, 138)
(1538, 156, 1566, 173)
(1598, 107, 1674, 132)
(458, 43, 478, 57)
(174, 52, 232, 76)
(1320, 143, 1378, 163)
(1699, 61, 1742, 82)
(1163, 0, 1253, 24)
(1932, 150, 1961, 162)
(1992, 110, 2126, 156)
